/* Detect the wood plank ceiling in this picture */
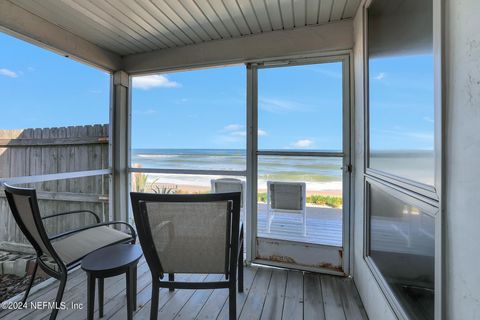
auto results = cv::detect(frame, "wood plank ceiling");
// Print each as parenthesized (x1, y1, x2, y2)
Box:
(11, 0, 361, 56)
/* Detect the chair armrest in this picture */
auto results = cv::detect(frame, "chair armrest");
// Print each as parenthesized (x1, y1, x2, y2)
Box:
(49, 221, 136, 243)
(42, 210, 101, 224)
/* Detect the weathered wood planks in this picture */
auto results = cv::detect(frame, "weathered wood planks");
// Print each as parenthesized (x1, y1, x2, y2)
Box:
(0, 125, 109, 245)
(0, 261, 368, 320)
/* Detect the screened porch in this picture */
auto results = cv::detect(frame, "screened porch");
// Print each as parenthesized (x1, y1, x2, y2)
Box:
(0, 0, 476, 319)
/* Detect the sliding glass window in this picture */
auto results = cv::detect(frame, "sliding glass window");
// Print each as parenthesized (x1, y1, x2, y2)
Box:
(365, 0, 438, 319)
(367, 0, 434, 186)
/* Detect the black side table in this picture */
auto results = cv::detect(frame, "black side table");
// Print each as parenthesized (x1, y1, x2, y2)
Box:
(81, 244, 143, 320)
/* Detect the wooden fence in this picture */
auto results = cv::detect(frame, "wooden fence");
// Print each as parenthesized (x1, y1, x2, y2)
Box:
(0, 124, 109, 247)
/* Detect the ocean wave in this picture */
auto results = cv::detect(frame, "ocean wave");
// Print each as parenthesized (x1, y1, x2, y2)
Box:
(258, 172, 340, 182)
(136, 154, 179, 158)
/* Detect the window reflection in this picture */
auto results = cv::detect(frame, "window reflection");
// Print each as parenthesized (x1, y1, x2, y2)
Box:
(368, 0, 434, 185)
(369, 183, 435, 320)
(369, 185, 435, 319)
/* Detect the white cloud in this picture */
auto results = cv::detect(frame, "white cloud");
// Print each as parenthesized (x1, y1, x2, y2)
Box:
(291, 139, 314, 148)
(224, 124, 243, 131)
(373, 129, 434, 142)
(218, 125, 267, 144)
(0, 68, 18, 78)
(258, 129, 267, 136)
(132, 75, 180, 90)
(259, 98, 301, 113)
(228, 128, 266, 137)
(375, 72, 385, 80)
(423, 116, 434, 123)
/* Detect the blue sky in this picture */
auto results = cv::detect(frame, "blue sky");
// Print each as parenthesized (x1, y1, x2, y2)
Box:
(0, 33, 110, 128)
(369, 54, 434, 151)
(131, 62, 343, 150)
(0, 31, 433, 152)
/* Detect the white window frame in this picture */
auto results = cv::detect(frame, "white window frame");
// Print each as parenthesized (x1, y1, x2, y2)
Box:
(362, 0, 445, 319)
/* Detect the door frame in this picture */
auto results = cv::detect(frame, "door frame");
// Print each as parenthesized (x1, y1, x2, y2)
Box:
(245, 54, 353, 275)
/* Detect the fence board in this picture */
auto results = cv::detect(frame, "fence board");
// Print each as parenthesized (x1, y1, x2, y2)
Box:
(0, 124, 109, 245)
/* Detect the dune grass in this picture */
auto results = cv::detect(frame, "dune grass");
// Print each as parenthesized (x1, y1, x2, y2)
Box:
(258, 192, 342, 208)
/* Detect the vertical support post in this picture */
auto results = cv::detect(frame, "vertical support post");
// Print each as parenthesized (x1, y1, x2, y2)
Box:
(342, 55, 352, 276)
(110, 70, 131, 223)
(433, 0, 445, 318)
(246, 64, 258, 263)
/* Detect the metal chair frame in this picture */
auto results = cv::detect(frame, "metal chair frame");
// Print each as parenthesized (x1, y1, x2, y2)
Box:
(4, 184, 136, 320)
(130, 192, 244, 320)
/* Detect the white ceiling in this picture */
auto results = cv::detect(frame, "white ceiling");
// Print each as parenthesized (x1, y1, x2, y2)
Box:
(11, 0, 361, 57)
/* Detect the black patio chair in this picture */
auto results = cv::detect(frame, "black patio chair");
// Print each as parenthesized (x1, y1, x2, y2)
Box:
(130, 192, 244, 320)
(4, 184, 136, 320)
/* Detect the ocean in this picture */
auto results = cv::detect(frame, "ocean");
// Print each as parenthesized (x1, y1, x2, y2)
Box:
(131, 149, 343, 192)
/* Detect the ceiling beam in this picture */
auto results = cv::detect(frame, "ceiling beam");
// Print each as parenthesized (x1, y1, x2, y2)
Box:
(122, 20, 353, 74)
(0, 0, 121, 72)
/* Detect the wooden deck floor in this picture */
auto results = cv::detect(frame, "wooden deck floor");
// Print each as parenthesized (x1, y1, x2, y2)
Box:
(1, 259, 367, 320)
(256, 204, 343, 247)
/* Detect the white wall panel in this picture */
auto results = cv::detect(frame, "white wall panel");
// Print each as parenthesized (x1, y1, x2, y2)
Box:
(444, 0, 480, 318)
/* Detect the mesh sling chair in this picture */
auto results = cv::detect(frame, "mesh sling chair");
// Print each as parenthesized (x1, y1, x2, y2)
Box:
(211, 178, 246, 223)
(130, 192, 244, 320)
(4, 184, 136, 320)
(267, 181, 307, 235)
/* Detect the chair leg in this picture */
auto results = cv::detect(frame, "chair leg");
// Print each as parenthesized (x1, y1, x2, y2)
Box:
(150, 281, 159, 320)
(22, 259, 38, 304)
(49, 275, 67, 320)
(229, 282, 237, 320)
(168, 273, 175, 292)
(238, 239, 244, 293)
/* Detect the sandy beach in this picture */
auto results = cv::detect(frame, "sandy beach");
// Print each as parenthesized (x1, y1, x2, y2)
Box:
(133, 173, 342, 198)
(170, 184, 342, 197)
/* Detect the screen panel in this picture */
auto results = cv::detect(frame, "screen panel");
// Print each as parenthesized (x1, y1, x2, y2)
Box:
(257, 155, 343, 246)
(258, 62, 343, 152)
(131, 65, 246, 170)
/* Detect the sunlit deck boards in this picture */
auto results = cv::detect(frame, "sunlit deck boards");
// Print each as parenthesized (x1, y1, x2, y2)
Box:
(0, 259, 367, 320)
(257, 204, 343, 247)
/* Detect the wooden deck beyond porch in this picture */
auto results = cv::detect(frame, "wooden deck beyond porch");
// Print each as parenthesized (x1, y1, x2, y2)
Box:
(257, 203, 343, 247)
(0, 259, 367, 320)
